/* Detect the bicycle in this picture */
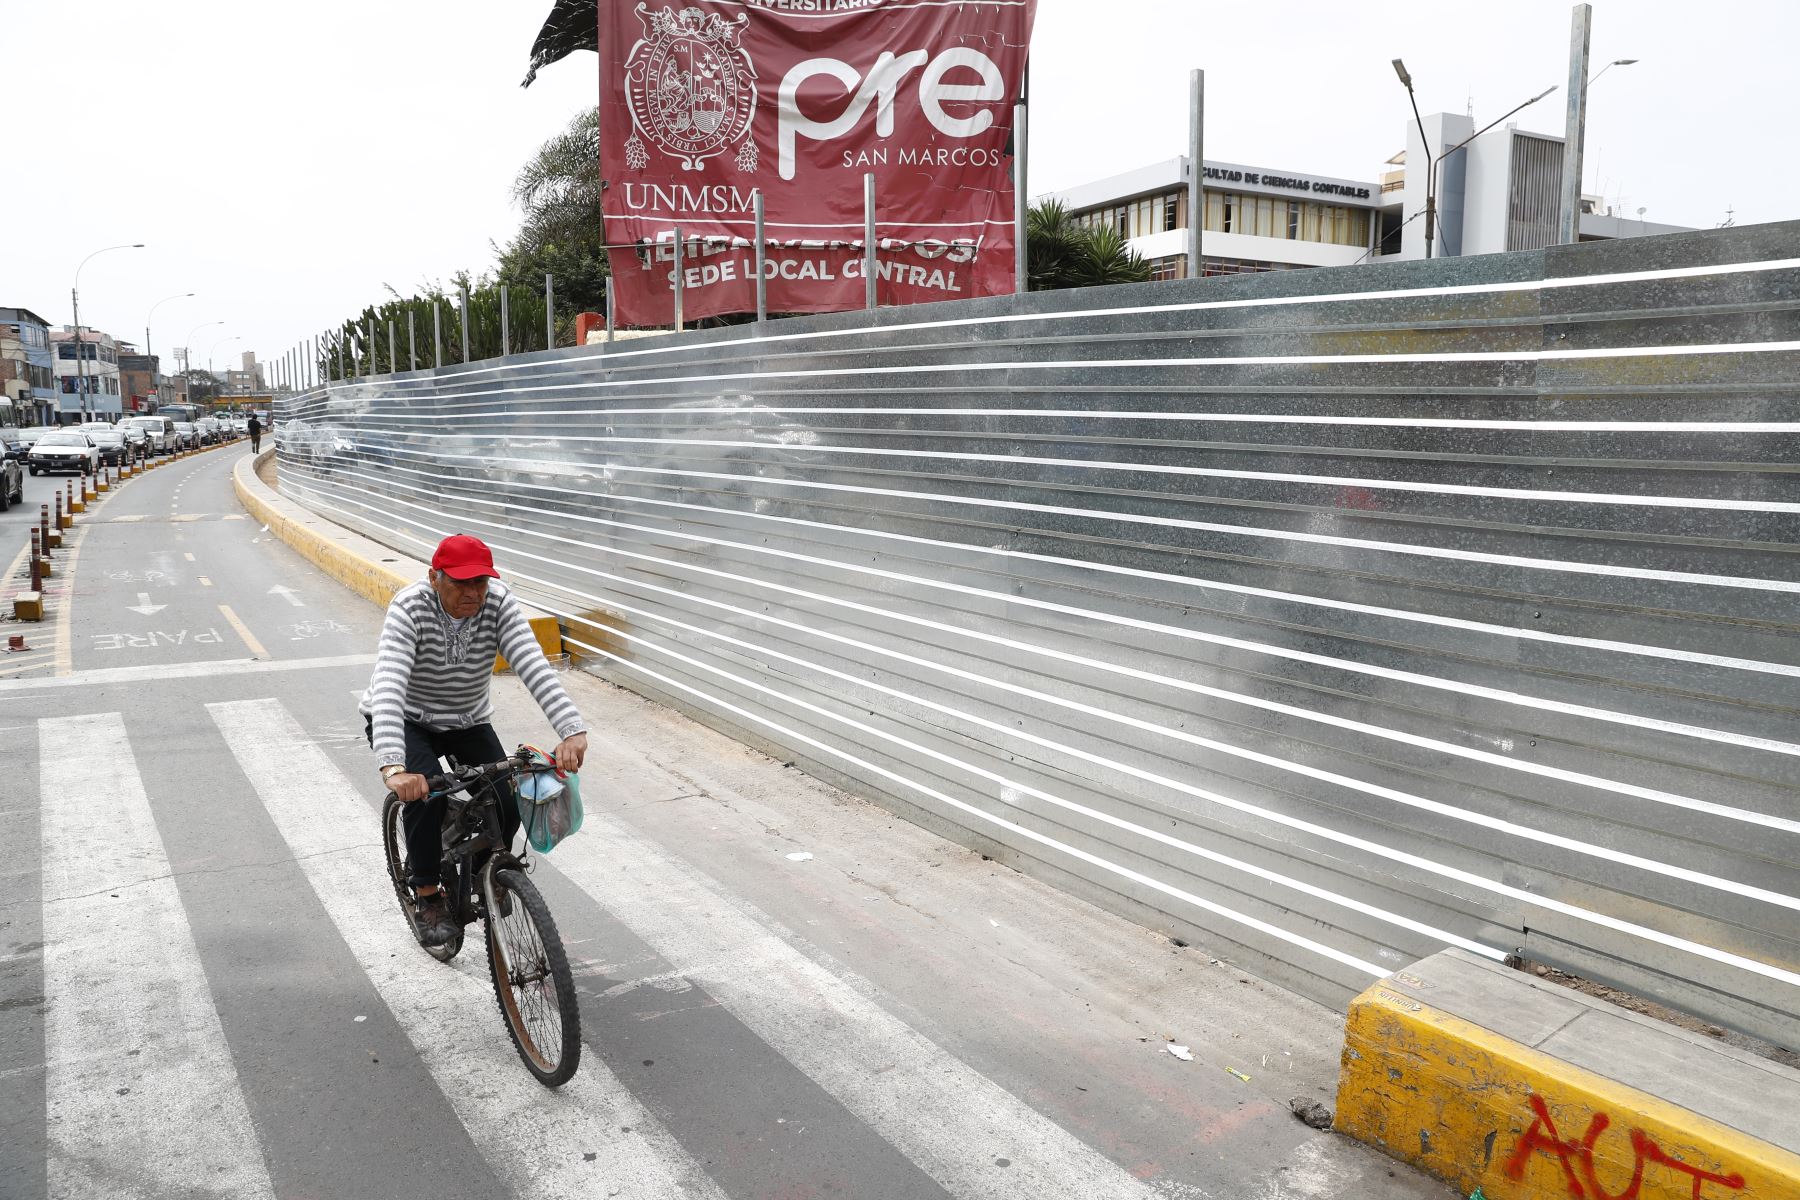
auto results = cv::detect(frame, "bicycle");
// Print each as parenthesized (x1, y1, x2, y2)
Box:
(380, 749, 582, 1087)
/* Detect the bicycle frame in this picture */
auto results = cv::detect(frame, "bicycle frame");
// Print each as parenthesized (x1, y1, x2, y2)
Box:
(423, 753, 553, 975)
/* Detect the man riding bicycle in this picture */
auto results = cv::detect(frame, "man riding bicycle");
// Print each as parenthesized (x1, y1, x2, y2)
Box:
(362, 534, 588, 945)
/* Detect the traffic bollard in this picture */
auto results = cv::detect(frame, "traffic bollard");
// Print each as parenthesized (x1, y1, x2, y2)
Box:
(30, 529, 43, 590)
(68, 480, 83, 515)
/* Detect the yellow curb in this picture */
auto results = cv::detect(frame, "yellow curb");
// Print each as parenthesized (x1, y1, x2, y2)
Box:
(232, 453, 410, 610)
(233, 452, 564, 676)
(496, 616, 563, 671)
(1335, 983, 1800, 1200)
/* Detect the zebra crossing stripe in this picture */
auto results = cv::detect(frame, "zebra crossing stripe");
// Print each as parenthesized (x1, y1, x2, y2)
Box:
(207, 697, 728, 1200)
(39, 712, 276, 1200)
(552, 812, 1162, 1200)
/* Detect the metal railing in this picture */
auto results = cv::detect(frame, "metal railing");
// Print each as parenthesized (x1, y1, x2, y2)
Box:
(275, 220, 1800, 1047)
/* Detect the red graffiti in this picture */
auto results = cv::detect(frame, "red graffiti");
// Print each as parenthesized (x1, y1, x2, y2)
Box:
(1503, 1094, 1746, 1200)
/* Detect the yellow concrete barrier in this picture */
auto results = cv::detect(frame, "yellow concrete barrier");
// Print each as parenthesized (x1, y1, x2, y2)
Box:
(232, 452, 565, 676)
(1335, 951, 1800, 1200)
(496, 616, 563, 672)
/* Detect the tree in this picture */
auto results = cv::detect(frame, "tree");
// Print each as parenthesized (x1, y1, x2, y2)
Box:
(494, 108, 608, 345)
(183, 369, 224, 402)
(1025, 199, 1152, 291)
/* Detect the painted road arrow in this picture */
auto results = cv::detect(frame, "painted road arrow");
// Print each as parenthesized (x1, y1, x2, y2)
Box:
(127, 592, 167, 616)
(269, 585, 305, 607)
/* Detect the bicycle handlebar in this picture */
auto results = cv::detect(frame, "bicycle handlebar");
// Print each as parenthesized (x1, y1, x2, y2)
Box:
(384, 749, 549, 804)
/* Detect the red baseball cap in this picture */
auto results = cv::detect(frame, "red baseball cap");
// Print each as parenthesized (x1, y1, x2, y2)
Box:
(431, 534, 498, 581)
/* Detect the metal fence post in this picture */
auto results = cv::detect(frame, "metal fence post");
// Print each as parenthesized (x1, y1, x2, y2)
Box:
(672, 227, 684, 333)
(408, 310, 417, 371)
(753, 189, 767, 326)
(544, 272, 555, 350)
(365, 317, 374, 374)
(388, 320, 396, 375)
(1188, 70, 1204, 279)
(459, 284, 471, 363)
(500, 285, 511, 357)
(605, 280, 615, 343)
(1014, 100, 1029, 295)
(864, 172, 878, 310)
(433, 301, 443, 369)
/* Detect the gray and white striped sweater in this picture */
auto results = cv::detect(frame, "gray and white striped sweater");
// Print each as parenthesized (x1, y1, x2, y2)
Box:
(360, 580, 585, 768)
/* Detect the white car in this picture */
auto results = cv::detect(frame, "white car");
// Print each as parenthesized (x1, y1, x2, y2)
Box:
(28, 429, 102, 476)
(123, 417, 173, 454)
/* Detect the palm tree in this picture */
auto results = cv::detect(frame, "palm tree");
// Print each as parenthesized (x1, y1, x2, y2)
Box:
(1025, 199, 1151, 290)
(494, 109, 609, 343)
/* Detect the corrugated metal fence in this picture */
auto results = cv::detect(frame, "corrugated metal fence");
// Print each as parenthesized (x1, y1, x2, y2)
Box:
(279, 222, 1800, 1046)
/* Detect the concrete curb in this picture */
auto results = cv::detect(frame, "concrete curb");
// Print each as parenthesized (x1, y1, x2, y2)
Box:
(1335, 950, 1800, 1200)
(232, 450, 415, 607)
(230, 452, 562, 666)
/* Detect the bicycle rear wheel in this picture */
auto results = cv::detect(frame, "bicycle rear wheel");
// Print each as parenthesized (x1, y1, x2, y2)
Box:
(381, 794, 462, 962)
(485, 867, 580, 1087)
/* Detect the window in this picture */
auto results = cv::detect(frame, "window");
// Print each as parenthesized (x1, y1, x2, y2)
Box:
(1164, 194, 1180, 232)
(1222, 195, 1234, 233)
(1286, 200, 1301, 240)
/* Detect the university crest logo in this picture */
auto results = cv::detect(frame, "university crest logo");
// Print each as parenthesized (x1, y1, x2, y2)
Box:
(622, 4, 760, 174)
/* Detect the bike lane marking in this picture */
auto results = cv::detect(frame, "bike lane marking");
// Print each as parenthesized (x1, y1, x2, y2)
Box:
(208, 697, 729, 1200)
(38, 712, 276, 1200)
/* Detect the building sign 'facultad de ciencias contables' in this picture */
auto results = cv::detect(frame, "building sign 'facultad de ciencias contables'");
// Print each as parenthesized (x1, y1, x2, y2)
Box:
(1202, 165, 1372, 200)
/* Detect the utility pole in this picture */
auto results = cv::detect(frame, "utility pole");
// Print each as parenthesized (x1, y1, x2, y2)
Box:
(1558, 3, 1594, 244)
(1188, 70, 1204, 279)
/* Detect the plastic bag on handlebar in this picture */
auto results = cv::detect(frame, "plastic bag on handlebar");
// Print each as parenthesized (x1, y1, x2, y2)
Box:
(514, 745, 583, 854)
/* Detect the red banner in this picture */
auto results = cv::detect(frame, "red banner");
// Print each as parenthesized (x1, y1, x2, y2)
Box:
(599, 0, 1035, 325)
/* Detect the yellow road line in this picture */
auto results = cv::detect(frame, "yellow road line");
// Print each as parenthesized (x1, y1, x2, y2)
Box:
(217, 604, 268, 658)
(52, 528, 86, 677)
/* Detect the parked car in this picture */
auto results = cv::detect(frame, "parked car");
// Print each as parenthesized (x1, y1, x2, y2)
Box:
(86, 425, 129, 466)
(1, 428, 25, 462)
(172, 421, 201, 449)
(123, 416, 175, 454)
(0, 452, 21, 511)
(13, 426, 53, 458)
(28, 428, 101, 476)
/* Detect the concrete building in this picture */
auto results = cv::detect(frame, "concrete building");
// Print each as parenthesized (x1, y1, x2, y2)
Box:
(1390, 112, 1688, 260)
(118, 350, 173, 414)
(225, 350, 265, 396)
(50, 326, 123, 422)
(1, 307, 59, 427)
(1051, 112, 1690, 279)
(1057, 158, 1381, 279)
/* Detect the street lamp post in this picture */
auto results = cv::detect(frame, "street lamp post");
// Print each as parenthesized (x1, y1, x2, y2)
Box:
(144, 292, 194, 360)
(1430, 85, 1558, 254)
(71, 242, 144, 423)
(1393, 60, 1555, 259)
(182, 320, 223, 408)
(208, 335, 241, 382)
(144, 291, 194, 414)
(1390, 60, 1435, 259)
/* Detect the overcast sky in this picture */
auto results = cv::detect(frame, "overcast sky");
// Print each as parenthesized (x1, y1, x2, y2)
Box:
(6, 0, 1794, 375)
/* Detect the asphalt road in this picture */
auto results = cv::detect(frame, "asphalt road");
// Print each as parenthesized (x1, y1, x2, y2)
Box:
(0, 445, 1451, 1200)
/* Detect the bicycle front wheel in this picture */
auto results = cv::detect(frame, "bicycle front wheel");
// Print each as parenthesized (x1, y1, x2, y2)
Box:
(486, 867, 581, 1087)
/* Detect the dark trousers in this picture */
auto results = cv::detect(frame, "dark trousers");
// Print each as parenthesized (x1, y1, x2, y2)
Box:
(366, 717, 517, 888)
